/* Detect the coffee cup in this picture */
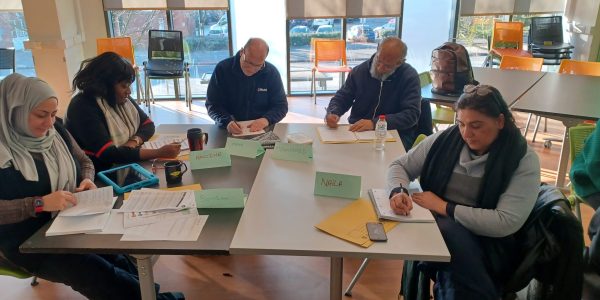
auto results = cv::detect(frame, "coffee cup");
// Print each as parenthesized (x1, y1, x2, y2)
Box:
(164, 160, 188, 184)
(187, 128, 208, 151)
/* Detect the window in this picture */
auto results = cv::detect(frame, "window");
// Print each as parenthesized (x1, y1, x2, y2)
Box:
(346, 17, 398, 68)
(107, 9, 232, 99)
(171, 10, 231, 97)
(0, 11, 35, 77)
(288, 18, 342, 95)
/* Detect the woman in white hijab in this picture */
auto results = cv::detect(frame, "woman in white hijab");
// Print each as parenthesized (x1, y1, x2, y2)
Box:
(65, 52, 181, 172)
(0, 74, 183, 300)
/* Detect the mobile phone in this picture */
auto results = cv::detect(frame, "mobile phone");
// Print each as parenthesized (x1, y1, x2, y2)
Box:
(366, 222, 387, 242)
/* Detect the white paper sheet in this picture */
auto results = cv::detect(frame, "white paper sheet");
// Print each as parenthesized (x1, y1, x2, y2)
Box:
(232, 120, 266, 137)
(119, 189, 190, 212)
(46, 197, 117, 236)
(120, 214, 208, 241)
(369, 182, 434, 223)
(143, 134, 189, 150)
(59, 186, 114, 217)
(317, 126, 358, 143)
(123, 191, 197, 228)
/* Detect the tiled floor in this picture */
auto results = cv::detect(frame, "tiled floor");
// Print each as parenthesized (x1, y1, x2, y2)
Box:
(2, 96, 597, 299)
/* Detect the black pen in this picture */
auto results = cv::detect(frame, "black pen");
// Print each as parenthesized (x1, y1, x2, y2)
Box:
(230, 115, 241, 128)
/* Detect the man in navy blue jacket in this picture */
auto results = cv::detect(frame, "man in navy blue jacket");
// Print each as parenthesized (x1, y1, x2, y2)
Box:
(325, 37, 421, 148)
(206, 38, 288, 134)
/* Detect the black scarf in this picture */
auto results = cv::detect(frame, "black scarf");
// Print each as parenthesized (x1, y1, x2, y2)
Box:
(420, 124, 528, 282)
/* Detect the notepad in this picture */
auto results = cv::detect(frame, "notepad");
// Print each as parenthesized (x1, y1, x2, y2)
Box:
(317, 126, 396, 144)
(232, 120, 266, 137)
(369, 183, 434, 223)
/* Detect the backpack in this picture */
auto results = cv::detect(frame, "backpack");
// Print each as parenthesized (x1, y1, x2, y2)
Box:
(430, 42, 478, 96)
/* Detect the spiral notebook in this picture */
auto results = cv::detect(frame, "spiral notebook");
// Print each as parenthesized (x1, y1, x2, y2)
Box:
(369, 181, 434, 223)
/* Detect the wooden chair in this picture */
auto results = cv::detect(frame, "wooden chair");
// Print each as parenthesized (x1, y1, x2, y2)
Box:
(498, 56, 544, 139)
(311, 39, 352, 104)
(96, 37, 144, 104)
(487, 22, 532, 67)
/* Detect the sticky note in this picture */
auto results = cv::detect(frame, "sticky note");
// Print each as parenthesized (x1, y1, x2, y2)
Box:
(314, 171, 361, 199)
(225, 138, 265, 158)
(194, 188, 245, 208)
(189, 149, 231, 169)
(272, 142, 312, 162)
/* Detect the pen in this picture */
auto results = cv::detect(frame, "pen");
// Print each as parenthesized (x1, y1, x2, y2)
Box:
(230, 115, 240, 127)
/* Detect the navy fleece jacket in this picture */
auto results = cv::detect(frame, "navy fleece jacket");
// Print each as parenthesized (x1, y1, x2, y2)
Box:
(205, 51, 288, 127)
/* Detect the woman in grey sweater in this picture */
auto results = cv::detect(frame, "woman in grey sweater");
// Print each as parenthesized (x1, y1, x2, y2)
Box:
(387, 85, 540, 299)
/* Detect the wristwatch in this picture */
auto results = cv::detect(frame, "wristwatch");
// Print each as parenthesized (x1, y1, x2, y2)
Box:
(33, 197, 44, 214)
(389, 184, 409, 199)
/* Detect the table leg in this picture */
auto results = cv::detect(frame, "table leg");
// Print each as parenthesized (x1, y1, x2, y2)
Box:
(555, 119, 580, 188)
(133, 254, 157, 300)
(330, 257, 343, 300)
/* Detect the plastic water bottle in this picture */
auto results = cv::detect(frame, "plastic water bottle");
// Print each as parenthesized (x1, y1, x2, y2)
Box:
(375, 115, 387, 151)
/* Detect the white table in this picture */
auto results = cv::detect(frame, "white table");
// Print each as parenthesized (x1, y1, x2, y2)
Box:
(230, 124, 450, 300)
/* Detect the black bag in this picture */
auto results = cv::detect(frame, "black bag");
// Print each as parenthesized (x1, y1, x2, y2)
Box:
(430, 42, 478, 96)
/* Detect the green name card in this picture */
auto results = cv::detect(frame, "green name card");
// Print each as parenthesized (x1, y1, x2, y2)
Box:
(189, 148, 231, 169)
(272, 142, 312, 162)
(194, 188, 245, 208)
(314, 171, 361, 199)
(225, 138, 265, 158)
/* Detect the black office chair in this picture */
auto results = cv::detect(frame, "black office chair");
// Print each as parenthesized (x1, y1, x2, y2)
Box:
(529, 16, 573, 66)
(0, 48, 16, 76)
(143, 30, 191, 112)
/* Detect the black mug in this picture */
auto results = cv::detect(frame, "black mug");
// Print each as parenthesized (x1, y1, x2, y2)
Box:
(164, 160, 188, 184)
(187, 128, 208, 151)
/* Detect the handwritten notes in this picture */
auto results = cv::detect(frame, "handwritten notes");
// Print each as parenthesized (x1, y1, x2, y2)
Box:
(272, 142, 312, 162)
(225, 138, 265, 158)
(189, 148, 231, 169)
(314, 171, 361, 199)
(194, 188, 245, 208)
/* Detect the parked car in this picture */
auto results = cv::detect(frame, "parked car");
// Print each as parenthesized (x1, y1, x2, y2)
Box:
(290, 19, 310, 28)
(311, 18, 334, 30)
(290, 25, 310, 34)
(207, 27, 228, 37)
(346, 24, 375, 43)
(315, 25, 334, 34)
(373, 22, 397, 38)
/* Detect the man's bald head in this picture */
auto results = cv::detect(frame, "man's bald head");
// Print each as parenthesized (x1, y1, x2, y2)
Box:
(244, 38, 269, 57)
(240, 38, 269, 76)
(377, 37, 407, 63)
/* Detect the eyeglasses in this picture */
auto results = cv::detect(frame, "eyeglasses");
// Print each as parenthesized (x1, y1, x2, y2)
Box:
(463, 84, 494, 97)
(241, 49, 265, 70)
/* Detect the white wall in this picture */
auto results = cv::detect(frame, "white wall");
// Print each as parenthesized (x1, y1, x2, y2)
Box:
(230, 0, 288, 91)
(565, 0, 600, 61)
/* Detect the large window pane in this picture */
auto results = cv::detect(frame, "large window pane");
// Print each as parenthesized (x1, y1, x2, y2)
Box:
(456, 15, 507, 67)
(171, 10, 231, 97)
(0, 11, 35, 77)
(288, 18, 342, 95)
(108, 10, 168, 98)
(346, 17, 397, 68)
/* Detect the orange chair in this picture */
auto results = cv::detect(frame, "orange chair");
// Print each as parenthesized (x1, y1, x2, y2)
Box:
(499, 56, 544, 139)
(311, 39, 352, 104)
(488, 22, 532, 67)
(499, 56, 543, 71)
(558, 59, 600, 76)
(96, 37, 144, 103)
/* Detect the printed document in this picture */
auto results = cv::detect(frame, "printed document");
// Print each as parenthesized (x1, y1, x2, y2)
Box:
(119, 189, 190, 212)
(121, 214, 207, 241)
(59, 186, 114, 217)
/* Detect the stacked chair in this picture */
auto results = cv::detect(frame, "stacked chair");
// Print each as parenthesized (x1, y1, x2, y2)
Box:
(529, 16, 573, 66)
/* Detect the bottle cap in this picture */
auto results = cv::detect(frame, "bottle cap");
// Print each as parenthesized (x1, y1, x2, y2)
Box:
(378, 115, 385, 120)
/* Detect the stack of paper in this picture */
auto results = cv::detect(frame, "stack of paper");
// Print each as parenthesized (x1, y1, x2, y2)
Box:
(317, 126, 396, 144)
(143, 134, 190, 157)
(46, 187, 115, 236)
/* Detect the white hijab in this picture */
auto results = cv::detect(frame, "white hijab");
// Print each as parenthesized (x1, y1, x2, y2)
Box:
(0, 73, 77, 192)
(96, 97, 140, 146)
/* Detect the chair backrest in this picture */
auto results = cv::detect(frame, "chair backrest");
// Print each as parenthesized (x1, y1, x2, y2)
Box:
(97, 37, 136, 65)
(147, 30, 184, 62)
(569, 124, 596, 162)
(0, 48, 16, 73)
(499, 56, 543, 71)
(558, 59, 600, 76)
(313, 40, 347, 67)
(530, 16, 563, 45)
(418, 71, 432, 87)
(492, 22, 524, 50)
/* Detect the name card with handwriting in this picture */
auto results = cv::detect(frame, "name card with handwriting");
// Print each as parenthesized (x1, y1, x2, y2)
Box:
(314, 171, 361, 199)
(194, 188, 245, 208)
(190, 149, 231, 169)
(272, 142, 312, 162)
(225, 138, 265, 158)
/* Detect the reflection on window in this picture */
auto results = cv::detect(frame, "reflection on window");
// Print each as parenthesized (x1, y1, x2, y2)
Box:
(171, 10, 230, 97)
(0, 11, 35, 77)
(346, 17, 398, 68)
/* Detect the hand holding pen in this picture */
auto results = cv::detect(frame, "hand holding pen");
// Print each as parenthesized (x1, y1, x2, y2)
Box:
(227, 115, 243, 134)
